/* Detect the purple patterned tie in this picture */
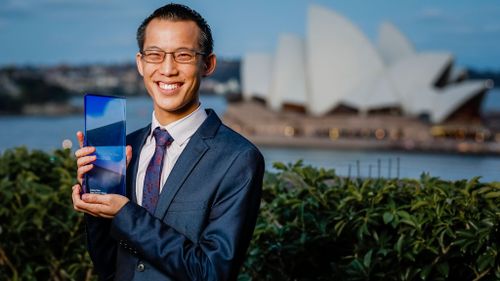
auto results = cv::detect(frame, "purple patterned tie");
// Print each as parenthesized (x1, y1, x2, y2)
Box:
(142, 127, 173, 213)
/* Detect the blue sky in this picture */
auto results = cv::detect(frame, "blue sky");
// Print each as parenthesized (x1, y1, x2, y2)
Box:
(1, 0, 499, 69)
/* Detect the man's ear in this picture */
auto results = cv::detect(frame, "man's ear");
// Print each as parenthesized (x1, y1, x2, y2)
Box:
(136, 52, 144, 77)
(202, 53, 217, 77)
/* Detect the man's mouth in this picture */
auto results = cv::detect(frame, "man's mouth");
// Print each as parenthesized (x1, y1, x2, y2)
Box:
(158, 82, 181, 91)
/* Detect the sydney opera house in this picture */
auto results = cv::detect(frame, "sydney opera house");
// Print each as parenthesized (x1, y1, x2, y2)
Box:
(223, 5, 500, 153)
(240, 5, 491, 124)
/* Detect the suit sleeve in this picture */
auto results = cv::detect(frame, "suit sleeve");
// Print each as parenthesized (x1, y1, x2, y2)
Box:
(109, 148, 264, 281)
(84, 215, 117, 281)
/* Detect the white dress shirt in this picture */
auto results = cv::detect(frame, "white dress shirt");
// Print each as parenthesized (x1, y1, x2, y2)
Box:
(135, 106, 207, 206)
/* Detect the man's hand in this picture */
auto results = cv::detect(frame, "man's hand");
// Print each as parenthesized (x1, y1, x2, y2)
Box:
(72, 184, 130, 218)
(72, 131, 133, 217)
(74, 131, 132, 185)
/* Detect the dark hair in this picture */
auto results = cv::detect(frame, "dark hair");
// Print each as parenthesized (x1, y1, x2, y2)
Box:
(136, 3, 213, 55)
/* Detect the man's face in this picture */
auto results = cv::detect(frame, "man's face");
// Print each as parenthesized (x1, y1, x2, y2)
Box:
(136, 19, 215, 124)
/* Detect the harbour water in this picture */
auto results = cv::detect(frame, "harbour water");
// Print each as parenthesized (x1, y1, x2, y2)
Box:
(0, 92, 499, 182)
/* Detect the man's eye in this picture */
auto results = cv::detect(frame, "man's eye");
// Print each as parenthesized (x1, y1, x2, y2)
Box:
(176, 52, 193, 60)
(146, 52, 162, 59)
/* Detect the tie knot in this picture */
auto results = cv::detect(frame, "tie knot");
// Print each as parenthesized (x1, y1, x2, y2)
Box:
(153, 127, 173, 147)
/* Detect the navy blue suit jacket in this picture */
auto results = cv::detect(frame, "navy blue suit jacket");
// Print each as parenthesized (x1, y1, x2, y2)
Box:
(85, 109, 264, 281)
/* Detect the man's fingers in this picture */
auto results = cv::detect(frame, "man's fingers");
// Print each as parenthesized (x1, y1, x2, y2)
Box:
(126, 145, 132, 167)
(74, 203, 102, 217)
(76, 131, 85, 149)
(82, 193, 111, 205)
(77, 164, 93, 176)
(77, 164, 93, 184)
(71, 184, 115, 218)
(72, 187, 102, 216)
(74, 146, 96, 158)
(71, 184, 86, 212)
(72, 184, 81, 197)
(77, 155, 96, 167)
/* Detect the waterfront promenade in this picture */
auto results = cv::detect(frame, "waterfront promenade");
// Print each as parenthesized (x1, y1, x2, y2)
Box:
(223, 100, 500, 155)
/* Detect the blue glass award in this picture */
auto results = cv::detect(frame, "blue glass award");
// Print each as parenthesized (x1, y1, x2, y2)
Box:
(83, 94, 126, 195)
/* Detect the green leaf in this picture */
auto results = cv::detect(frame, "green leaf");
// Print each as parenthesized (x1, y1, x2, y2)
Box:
(395, 235, 405, 256)
(334, 220, 347, 237)
(383, 212, 394, 224)
(350, 259, 366, 275)
(363, 250, 373, 268)
(400, 219, 417, 228)
(397, 210, 411, 220)
(272, 162, 287, 171)
(420, 265, 432, 280)
(477, 252, 494, 272)
(436, 262, 449, 278)
(484, 191, 500, 199)
(410, 200, 427, 211)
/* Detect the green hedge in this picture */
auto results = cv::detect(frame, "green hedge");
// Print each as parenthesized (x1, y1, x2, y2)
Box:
(240, 161, 500, 281)
(0, 148, 91, 280)
(0, 149, 499, 280)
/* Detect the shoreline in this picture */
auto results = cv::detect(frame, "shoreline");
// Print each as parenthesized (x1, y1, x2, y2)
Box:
(223, 100, 500, 156)
(0, 103, 82, 117)
(246, 135, 500, 156)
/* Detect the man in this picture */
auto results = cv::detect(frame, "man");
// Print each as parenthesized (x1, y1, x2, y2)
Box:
(72, 3, 264, 281)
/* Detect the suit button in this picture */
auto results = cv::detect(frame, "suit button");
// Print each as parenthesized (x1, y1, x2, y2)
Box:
(137, 262, 145, 272)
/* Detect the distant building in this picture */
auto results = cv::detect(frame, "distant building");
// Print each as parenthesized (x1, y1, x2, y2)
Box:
(241, 5, 491, 124)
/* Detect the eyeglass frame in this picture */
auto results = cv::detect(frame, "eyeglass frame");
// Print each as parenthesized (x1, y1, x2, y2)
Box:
(139, 48, 207, 64)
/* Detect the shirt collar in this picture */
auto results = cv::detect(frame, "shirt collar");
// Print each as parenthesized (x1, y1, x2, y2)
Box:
(150, 105, 207, 147)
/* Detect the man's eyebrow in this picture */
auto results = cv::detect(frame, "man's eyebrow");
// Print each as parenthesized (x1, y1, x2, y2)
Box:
(143, 46, 162, 51)
(143, 46, 196, 52)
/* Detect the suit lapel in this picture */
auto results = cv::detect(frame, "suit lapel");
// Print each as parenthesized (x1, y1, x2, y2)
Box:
(126, 124, 150, 203)
(154, 109, 221, 217)
(154, 135, 208, 217)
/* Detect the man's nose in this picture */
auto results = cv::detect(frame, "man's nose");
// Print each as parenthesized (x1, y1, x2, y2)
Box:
(159, 54, 179, 76)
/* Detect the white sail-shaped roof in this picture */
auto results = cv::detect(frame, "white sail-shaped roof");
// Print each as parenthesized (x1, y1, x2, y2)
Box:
(307, 5, 387, 115)
(387, 52, 453, 114)
(269, 34, 308, 111)
(342, 72, 400, 111)
(431, 81, 487, 123)
(241, 53, 273, 101)
(378, 22, 415, 66)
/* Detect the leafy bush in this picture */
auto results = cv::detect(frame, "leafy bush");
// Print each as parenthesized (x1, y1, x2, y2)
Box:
(0, 147, 93, 281)
(1, 149, 499, 280)
(240, 161, 500, 281)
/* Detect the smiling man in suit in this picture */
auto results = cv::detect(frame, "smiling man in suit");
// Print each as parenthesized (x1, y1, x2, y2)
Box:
(71, 3, 264, 281)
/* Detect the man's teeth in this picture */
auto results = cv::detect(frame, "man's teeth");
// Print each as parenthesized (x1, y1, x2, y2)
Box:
(159, 83, 179, 90)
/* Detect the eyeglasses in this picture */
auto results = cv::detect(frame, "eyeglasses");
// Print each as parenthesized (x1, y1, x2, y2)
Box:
(140, 48, 206, 64)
